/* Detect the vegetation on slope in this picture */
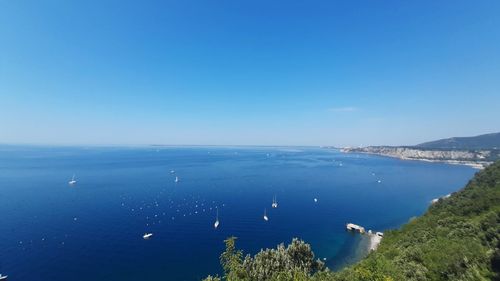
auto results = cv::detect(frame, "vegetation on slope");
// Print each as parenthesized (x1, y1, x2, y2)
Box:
(204, 161, 500, 281)
(417, 132, 500, 150)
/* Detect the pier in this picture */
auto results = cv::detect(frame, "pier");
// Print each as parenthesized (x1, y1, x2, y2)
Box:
(346, 223, 365, 233)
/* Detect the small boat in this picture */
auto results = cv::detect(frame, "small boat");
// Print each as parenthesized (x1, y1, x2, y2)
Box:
(0, 274, 7, 280)
(263, 208, 268, 221)
(214, 208, 219, 229)
(68, 174, 77, 185)
(170, 170, 175, 174)
(143, 233, 153, 239)
(174, 176, 179, 183)
(314, 198, 318, 203)
(377, 180, 382, 183)
(271, 195, 278, 208)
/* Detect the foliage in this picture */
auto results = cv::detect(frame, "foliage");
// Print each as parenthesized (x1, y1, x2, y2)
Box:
(242, 238, 325, 280)
(204, 237, 324, 281)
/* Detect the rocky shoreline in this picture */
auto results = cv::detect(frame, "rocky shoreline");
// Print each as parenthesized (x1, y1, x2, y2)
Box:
(341, 146, 494, 169)
(368, 233, 383, 251)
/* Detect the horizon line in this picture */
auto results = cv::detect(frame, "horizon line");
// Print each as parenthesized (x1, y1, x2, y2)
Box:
(0, 142, 343, 149)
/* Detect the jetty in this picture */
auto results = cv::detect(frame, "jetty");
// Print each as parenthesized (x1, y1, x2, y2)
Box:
(346, 223, 365, 233)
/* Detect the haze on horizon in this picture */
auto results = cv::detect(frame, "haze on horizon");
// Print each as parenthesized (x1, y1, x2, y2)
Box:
(1, 0, 499, 147)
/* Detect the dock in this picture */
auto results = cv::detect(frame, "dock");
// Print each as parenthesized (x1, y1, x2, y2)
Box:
(346, 223, 365, 233)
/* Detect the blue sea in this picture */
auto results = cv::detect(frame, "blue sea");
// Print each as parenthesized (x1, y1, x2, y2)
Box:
(0, 146, 477, 281)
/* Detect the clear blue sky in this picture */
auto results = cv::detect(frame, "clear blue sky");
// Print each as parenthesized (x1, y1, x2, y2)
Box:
(1, 0, 499, 146)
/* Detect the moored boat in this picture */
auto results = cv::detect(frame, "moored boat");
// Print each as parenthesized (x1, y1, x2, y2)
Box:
(69, 174, 77, 185)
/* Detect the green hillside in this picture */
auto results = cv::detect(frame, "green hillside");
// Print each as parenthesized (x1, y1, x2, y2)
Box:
(204, 161, 500, 281)
(417, 132, 500, 150)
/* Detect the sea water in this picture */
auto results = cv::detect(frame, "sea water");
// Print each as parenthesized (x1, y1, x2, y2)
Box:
(0, 146, 476, 281)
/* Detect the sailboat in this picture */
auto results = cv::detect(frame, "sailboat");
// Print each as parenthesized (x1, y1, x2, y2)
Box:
(271, 195, 278, 208)
(68, 174, 77, 185)
(263, 208, 269, 221)
(174, 176, 179, 183)
(214, 208, 220, 229)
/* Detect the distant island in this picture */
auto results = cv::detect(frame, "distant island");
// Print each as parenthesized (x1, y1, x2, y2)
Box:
(340, 132, 500, 168)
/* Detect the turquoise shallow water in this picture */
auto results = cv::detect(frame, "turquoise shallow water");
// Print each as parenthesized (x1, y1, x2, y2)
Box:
(0, 145, 476, 281)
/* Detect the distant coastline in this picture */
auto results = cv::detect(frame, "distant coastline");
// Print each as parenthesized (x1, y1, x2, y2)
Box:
(340, 146, 496, 169)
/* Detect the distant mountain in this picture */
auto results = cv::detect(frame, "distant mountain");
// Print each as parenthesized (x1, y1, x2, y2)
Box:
(417, 132, 500, 150)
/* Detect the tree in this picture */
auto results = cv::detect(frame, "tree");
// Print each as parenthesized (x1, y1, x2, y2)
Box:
(220, 237, 248, 281)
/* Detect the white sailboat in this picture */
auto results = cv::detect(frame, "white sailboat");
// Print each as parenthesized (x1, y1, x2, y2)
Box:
(214, 208, 219, 229)
(263, 208, 269, 221)
(143, 233, 153, 239)
(68, 174, 77, 185)
(271, 195, 278, 208)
